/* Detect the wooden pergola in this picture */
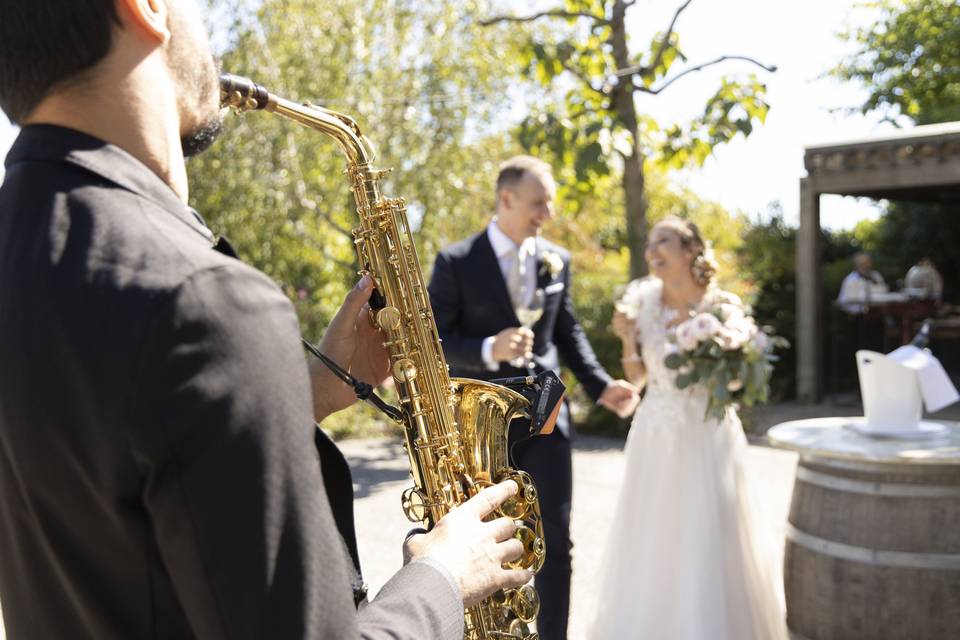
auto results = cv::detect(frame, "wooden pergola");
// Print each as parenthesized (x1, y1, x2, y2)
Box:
(797, 121, 960, 402)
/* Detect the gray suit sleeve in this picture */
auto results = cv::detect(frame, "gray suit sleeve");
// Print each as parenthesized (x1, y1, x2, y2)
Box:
(358, 558, 464, 640)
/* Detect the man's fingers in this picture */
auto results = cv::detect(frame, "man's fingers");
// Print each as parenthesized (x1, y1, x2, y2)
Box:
(462, 480, 519, 519)
(332, 275, 374, 329)
(496, 568, 535, 591)
(494, 537, 524, 564)
(486, 517, 518, 542)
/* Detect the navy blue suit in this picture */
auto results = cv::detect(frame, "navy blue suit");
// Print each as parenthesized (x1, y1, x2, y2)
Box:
(428, 229, 612, 639)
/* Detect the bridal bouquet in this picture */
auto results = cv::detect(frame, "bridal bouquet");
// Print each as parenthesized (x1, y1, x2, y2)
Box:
(664, 297, 787, 421)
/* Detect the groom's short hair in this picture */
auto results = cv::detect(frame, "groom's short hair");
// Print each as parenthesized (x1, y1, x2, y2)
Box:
(496, 155, 553, 194)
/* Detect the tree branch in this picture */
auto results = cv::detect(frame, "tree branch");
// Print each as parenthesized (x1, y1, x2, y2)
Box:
(480, 10, 607, 27)
(613, 0, 694, 79)
(633, 55, 777, 95)
(644, 0, 694, 77)
(559, 58, 609, 98)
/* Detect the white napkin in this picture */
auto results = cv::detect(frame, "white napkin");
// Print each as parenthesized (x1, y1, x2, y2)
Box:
(887, 345, 960, 413)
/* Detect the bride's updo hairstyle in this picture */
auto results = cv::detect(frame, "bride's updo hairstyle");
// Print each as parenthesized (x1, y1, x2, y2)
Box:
(654, 216, 718, 287)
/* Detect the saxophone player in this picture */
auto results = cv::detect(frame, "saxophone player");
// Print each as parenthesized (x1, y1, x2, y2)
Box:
(0, 1, 530, 638)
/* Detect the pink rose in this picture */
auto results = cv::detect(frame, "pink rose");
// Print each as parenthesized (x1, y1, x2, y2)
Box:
(720, 303, 745, 326)
(717, 326, 747, 351)
(676, 322, 700, 352)
(690, 313, 722, 342)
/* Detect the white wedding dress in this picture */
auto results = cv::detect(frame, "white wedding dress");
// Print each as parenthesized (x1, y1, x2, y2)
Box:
(588, 278, 788, 640)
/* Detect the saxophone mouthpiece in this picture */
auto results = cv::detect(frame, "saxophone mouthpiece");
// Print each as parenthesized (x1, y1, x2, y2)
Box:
(219, 73, 271, 111)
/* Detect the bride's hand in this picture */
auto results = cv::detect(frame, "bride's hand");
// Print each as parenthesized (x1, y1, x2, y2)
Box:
(612, 309, 637, 345)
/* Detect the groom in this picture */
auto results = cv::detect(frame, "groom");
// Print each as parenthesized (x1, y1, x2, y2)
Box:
(427, 155, 639, 639)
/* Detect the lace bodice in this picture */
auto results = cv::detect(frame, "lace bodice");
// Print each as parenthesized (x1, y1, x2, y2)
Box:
(624, 278, 679, 395)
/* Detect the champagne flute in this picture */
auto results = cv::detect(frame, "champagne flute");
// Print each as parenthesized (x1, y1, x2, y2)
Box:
(513, 288, 545, 370)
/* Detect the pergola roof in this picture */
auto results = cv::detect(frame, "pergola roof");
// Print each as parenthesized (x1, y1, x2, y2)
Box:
(795, 121, 960, 402)
(803, 121, 960, 203)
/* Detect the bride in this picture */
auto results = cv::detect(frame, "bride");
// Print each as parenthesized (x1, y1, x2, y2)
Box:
(587, 217, 788, 640)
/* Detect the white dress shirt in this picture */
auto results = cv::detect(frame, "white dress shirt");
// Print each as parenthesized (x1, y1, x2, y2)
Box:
(837, 270, 888, 313)
(481, 221, 538, 370)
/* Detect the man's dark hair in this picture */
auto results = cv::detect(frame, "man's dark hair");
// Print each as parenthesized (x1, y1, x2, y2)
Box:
(0, 1, 120, 124)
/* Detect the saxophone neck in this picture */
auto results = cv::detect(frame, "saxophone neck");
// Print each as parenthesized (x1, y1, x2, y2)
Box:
(220, 73, 378, 167)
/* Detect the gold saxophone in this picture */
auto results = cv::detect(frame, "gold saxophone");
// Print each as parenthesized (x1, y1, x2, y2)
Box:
(220, 74, 546, 640)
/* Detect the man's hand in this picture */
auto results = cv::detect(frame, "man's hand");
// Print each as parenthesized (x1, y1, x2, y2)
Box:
(491, 327, 534, 362)
(310, 276, 390, 422)
(598, 379, 640, 418)
(403, 481, 533, 607)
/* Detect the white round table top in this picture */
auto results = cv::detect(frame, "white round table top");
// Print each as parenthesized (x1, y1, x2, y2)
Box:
(767, 417, 960, 465)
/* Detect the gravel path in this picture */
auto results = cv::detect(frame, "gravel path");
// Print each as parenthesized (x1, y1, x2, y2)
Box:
(341, 434, 799, 639)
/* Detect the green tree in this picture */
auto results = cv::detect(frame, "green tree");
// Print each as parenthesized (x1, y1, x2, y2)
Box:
(482, 0, 775, 278)
(833, 0, 960, 125)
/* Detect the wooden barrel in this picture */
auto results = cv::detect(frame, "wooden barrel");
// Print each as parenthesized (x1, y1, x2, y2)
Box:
(784, 456, 960, 639)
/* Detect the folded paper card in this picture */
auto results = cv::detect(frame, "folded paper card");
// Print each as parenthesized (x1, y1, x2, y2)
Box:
(886, 345, 960, 413)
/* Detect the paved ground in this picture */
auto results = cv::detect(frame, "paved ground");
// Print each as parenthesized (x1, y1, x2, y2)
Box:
(341, 434, 799, 639)
(2, 399, 956, 638)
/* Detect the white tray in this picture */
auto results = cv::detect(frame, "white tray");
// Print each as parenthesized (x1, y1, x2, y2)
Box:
(844, 419, 949, 440)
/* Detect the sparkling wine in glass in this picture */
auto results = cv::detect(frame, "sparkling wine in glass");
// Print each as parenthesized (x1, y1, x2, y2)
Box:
(513, 288, 545, 369)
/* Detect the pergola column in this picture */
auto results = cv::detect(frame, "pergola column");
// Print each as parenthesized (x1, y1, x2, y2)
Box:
(797, 177, 822, 402)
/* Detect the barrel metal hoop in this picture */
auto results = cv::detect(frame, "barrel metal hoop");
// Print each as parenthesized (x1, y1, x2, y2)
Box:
(786, 523, 960, 570)
(803, 454, 960, 472)
(797, 466, 960, 498)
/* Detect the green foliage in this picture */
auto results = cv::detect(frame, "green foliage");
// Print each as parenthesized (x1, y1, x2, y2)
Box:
(191, 0, 524, 336)
(737, 210, 797, 399)
(189, 0, 526, 436)
(832, 0, 960, 124)
(516, 1, 772, 176)
(660, 75, 770, 169)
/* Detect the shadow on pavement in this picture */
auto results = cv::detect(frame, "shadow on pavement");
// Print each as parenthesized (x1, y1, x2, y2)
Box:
(341, 438, 410, 499)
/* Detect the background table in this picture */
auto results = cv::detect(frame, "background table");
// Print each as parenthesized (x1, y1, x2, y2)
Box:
(768, 418, 960, 640)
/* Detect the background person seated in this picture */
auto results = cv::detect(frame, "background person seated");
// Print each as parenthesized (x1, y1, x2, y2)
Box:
(838, 252, 888, 314)
(904, 256, 944, 301)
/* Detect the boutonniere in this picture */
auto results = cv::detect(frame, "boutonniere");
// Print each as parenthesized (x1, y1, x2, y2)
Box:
(539, 250, 564, 279)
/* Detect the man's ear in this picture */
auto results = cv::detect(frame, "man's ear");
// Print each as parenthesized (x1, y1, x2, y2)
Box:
(119, 0, 170, 43)
(498, 188, 513, 212)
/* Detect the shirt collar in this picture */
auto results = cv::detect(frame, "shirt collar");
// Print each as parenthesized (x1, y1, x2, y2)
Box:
(487, 219, 536, 259)
(5, 124, 214, 243)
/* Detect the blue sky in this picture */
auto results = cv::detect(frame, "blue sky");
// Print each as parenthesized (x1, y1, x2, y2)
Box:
(1, 0, 894, 230)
